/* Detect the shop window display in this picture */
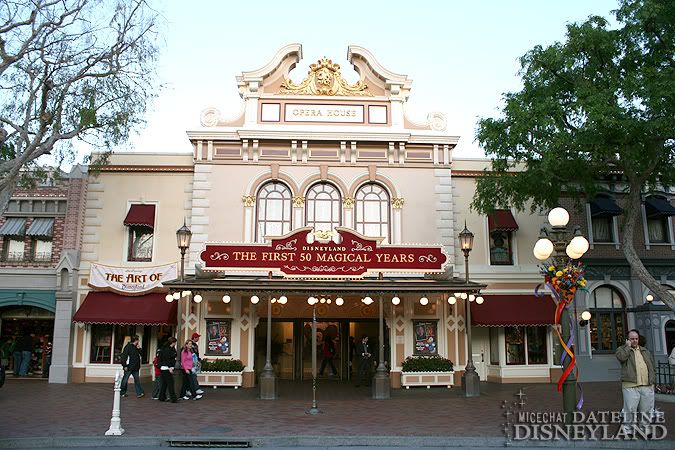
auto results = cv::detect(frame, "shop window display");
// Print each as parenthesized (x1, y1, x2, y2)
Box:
(505, 326, 548, 365)
(89, 324, 151, 364)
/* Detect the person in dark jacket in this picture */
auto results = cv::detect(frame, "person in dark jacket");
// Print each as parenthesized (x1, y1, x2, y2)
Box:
(158, 337, 178, 403)
(16, 332, 33, 376)
(120, 335, 145, 398)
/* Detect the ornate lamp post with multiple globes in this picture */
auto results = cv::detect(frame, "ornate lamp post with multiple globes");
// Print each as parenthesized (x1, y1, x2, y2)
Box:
(532, 207, 589, 419)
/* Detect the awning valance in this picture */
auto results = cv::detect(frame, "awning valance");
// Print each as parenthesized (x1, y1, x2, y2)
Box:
(645, 196, 675, 218)
(123, 204, 155, 229)
(471, 295, 556, 327)
(488, 210, 519, 232)
(26, 218, 54, 238)
(72, 292, 176, 325)
(590, 197, 622, 217)
(0, 217, 26, 237)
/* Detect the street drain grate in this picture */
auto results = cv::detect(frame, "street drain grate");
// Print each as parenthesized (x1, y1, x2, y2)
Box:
(168, 440, 250, 448)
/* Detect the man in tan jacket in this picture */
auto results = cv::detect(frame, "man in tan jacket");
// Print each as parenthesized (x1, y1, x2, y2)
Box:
(615, 329, 655, 436)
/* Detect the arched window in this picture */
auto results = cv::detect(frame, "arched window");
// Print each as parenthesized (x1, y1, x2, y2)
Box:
(256, 181, 292, 242)
(355, 183, 390, 243)
(589, 286, 626, 353)
(305, 182, 341, 233)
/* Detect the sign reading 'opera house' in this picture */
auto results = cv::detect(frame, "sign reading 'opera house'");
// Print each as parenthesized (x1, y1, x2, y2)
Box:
(200, 228, 448, 278)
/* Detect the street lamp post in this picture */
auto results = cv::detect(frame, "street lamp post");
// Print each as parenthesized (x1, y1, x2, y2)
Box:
(306, 296, 320, 415)
(259, 294, 278, 400)
(533, 207, 589, 421)
(459, 222, 480, 397)
(176, 219, 192, 282)
(372, 293, 390, 399)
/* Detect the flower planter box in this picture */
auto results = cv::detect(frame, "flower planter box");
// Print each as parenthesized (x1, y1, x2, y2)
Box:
(401, 371, 455, 389)
(197, 371, 243, 389)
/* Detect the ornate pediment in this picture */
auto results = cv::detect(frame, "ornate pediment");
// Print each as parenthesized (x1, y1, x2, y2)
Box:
(278, 57, 372, 96)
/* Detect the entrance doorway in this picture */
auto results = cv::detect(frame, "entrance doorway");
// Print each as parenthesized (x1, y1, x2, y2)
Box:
(255, 319, 389, 381)
(0, 306, 55, 377)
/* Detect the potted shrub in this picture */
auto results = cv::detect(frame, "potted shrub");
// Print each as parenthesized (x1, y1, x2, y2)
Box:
(197, 358, 245, 388)
(400, 355, 454, 389)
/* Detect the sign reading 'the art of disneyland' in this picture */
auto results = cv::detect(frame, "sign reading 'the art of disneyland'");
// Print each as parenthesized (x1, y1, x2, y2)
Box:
(200, 227, 448, 278)
(89, 262, 178, 294)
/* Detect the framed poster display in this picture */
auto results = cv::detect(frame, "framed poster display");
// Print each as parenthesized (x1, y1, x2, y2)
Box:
(205, 319, 232, 356)
(413, 320, 438, 355)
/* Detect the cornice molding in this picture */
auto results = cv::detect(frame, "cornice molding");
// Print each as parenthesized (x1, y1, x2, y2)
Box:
(95, 165, 194, 173)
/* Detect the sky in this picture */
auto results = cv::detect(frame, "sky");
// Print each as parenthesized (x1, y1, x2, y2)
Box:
(114, 0, 620, 159)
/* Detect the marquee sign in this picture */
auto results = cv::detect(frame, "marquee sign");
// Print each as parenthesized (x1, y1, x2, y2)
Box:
(200, 227, 448, 278)
(89, 262, 178, 295)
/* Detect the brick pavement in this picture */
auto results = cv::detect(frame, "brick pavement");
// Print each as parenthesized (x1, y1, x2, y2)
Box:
(0, 378, 673, 443)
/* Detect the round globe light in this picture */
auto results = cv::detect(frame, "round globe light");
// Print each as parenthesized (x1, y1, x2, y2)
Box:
(569, 235, 590, 255)
(420, 296, 429, 306)
(646, 294, 654, 303)
(548, 207, 570, 227)
(391, 296, 401, 305)
(173, 292, 180, 300)
(271, 298, 277, 303)
(250, 295, 259, 304)
(364, 296, 373, 305)
(165, 294, 174, 303)
(533, 238, 554, 261)
(476, 296, 484, 304)
(320, 297, 326, 304)
(469, 294, 475, 302)
(182, 290, 191, 298)
(326, 299, 332, 304)
(460, 292, 468, 300)
(566, 245, 584, 260)
(222, 294, 231, 303)
(335, 297, 344, 306)
(448, 296, 457, 305)
(193, 294, 203, 303)
(581, 310, 592, 321)
(279, 295, 287, 304)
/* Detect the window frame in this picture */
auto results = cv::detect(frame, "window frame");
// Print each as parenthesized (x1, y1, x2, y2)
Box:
(32, 238, 52, 262)
(127, 225, 154, 262)
(504, 325, 548, 365)
(354, 182, 391, 243)
(89, 324, 151, 364)
(255, 181, 293, 243)
(489, 230, 514, 265)
(642, 195, 674, 248)
(3, 237, 25, 262)
(305, 182, 342, 233)
(588, 286, 627, 354)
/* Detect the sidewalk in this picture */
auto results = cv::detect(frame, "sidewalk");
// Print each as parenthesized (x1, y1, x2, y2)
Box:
(0, 378, 673, 448)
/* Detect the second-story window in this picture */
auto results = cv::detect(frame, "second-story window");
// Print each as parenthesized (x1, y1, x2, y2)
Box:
(124, 204, 155, 262)
(355, 183, 390, 243)
(0, 217, 26, 262)
(256, 181, 292, 242)
(27, 218, 54, 262)
(487, 210, 518, 265)
(644, 195, 675, 245)
(589, 195, 622, 244)
(305, 182, 341, 233)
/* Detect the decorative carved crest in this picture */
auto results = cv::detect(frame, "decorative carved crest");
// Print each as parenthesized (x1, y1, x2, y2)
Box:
(278, 58, 372, 96)
(242, 195, 256, 207)
(292, 196, 305, 207)
(342, 197, 355, 209)
(391, 198, 405, 209)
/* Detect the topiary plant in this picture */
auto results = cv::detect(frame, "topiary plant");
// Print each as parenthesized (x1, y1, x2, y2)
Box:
(401, 355, 453, 372)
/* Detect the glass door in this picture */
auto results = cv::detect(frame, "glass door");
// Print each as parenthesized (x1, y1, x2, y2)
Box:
(255, 321, 295, 380)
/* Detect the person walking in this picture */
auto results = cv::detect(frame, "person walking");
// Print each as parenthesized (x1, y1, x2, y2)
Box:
(189, 332, 204, 396)
(151, 347, 162, 400)
(356, 335, 372, 387)
(158, 337, 178, 403)
(180, 340, 202, 400)
(120, 335, 145, 398)
(318, 335, 337, 377)
(615, 329, 656, 436)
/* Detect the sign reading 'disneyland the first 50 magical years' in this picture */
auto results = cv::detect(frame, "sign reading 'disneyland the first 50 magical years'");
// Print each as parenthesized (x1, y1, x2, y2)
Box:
(200, 227, 448, 278)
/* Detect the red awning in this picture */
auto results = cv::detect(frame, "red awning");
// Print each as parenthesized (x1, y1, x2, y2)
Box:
(73, 292, 176, 325)
(123, 204, 156, 228)
(471, 295, 555, 327)
(488, 210, 519, 232)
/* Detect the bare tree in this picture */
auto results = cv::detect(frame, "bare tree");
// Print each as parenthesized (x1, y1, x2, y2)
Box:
(0, 0, 160, 212)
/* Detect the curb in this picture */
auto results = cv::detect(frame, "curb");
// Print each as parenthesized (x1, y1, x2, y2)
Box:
(0, 435, 672, 449)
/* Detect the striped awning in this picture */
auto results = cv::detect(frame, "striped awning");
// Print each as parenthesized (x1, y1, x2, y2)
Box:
(0, 217, 26, 237)
(26, 218, 54, 238)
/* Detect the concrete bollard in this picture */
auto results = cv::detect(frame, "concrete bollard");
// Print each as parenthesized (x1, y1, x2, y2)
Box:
(105, 370, 125, 436)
